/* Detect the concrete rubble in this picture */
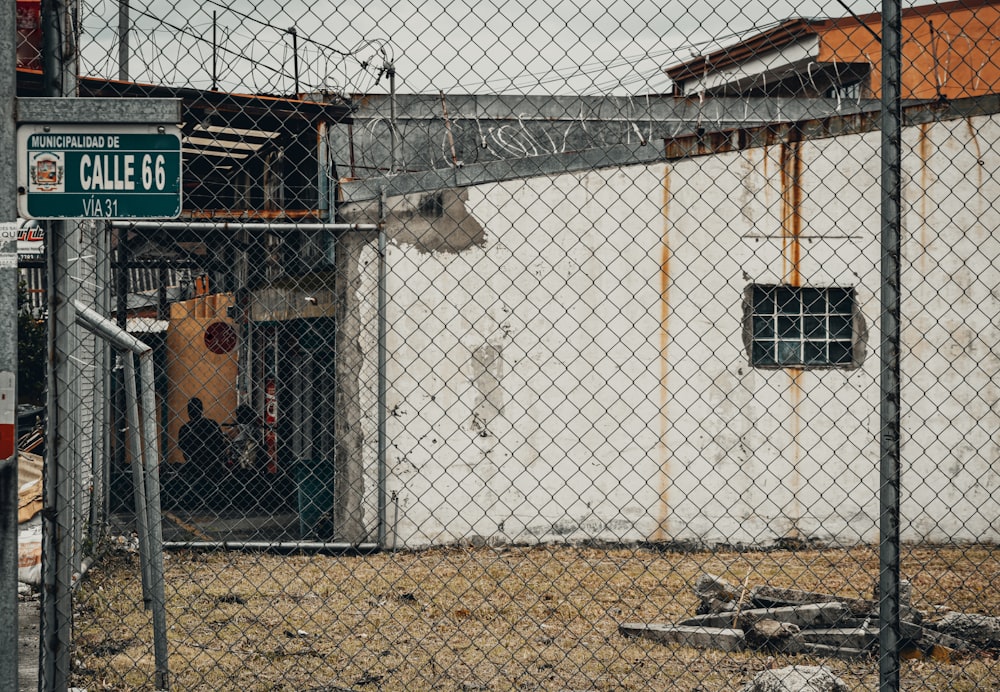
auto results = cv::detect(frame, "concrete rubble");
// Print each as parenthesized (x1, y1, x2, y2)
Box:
(739, 665, 849, 692)
(619, 572, 1000, 663)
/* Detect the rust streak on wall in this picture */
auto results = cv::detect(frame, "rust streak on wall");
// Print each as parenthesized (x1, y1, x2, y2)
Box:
(966, 118, 985, 189)
(779, 133, 803, 287)
(655, 166, 672, 541)
(779, 131, 804, 537)
(918, 123, 932, 272)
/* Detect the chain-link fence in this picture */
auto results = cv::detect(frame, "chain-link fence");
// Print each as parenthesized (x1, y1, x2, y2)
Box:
(12, 0, 1000, 689)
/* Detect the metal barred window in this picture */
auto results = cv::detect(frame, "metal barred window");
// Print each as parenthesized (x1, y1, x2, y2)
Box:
(748, 285, 857, 367)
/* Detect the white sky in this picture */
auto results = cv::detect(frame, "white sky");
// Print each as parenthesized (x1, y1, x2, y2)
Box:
(77, 0, 907, 96)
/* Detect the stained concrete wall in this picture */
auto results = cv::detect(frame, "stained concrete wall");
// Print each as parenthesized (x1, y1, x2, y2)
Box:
(340, 104, 1000, 548)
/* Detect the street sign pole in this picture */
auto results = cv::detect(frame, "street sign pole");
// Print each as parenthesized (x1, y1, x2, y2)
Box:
(0, 2, 180, 688)
(23, 97, 180, 692)
(26, 11, 180, 689)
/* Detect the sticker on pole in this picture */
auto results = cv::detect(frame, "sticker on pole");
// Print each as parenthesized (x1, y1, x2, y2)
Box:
(0, 371, 14, 460)
(16, 124, 182, 219)
(0, 222, 16, 269)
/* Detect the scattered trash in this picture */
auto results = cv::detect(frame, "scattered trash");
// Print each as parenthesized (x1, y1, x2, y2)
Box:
(17, 451, 43, 586)
(110, 533, 140, 553)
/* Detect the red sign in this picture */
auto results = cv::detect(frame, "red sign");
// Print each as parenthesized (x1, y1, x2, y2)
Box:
(0, 424, 13, 460)
(18, 225, 43, 243)
(203, 321, 237, 354)
(0, 373, 14, 460)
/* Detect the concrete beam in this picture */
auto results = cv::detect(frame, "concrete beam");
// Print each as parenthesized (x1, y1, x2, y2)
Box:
(917, 627, 973, 652)
(930, 612, 1000, 649)
(795, 626, 878, 651)
(618, 623, 746, 652)
(344, 93, 883, 126)
(16, 97, 181, 123)
(681, 602, 851, 630)
(339, 141, 664, 202)
(750, 585, 876, 617)
(780, 641, 872, 660)
(338, 94, 993, 204)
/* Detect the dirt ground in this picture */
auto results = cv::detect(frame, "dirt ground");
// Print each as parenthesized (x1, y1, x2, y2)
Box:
(71, 542, 1000, 690)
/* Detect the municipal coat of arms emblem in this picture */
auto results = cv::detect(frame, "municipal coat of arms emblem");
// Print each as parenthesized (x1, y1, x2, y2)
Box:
(28, 151, 64, 192)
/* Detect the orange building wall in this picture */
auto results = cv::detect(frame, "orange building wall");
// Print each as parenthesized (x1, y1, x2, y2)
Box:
(818, 2, 1000, 99)
(165, 293, 239, 465)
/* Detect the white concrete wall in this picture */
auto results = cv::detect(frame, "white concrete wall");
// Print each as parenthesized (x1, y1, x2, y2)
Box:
(368, 107, 1000, 548)
(900, 117, 1000, 542)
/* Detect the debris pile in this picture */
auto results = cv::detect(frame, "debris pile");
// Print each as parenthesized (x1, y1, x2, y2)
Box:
(741, 665, 849, 692)
(619, 572, 1000, 662)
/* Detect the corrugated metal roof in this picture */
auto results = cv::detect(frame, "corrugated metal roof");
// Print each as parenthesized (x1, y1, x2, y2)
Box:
(126, 317, 170, 334)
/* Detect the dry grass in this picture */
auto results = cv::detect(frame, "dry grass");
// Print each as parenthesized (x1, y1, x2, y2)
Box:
(72, 543, 1000, 690)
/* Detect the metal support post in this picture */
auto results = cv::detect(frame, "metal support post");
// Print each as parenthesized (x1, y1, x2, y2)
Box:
(40, 1, 79, 688)
(879, 0, 903, 689)
(117, 0, 129, 82)
(138, 348, 169, 690)
(74, 301, 169, 689)
(42, 213, 79, 692)
(0, 1, 19, 690)
(121, 353, 152, 606)
(376, 190, 387, 548)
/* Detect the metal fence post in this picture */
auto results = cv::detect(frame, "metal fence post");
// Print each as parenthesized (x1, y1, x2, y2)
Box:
(121, 352, 152, 606)
(879, 0, 903, 689)
(0, 0, 18, 690)
(73, 301, 171, 688)
(377, 190, 387, 549)
(40, 0, 79, 688)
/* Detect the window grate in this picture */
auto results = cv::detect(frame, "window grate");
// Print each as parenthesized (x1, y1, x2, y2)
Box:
(749, 284, 855, 367)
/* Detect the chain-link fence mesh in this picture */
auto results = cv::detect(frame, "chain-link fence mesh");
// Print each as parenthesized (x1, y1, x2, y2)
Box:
(13, 0, 1000, 689)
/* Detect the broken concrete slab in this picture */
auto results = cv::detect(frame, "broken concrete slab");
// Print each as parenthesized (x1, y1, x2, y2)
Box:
(779, 640, 873, 660)
(694, 572, 740, 600)
(693, 572, 739, 613)
(681, 602, 851, 631)
(618, 622, 746, 652)
(838, 617, 922, 642)
(794, 626, 878, 651)
(739, 664, 850, 692)
(678, 611, 742, 628)
(917, 626, 973, 652)
(751, 619, 801, 640)
(750, 585, 875, 617)
(930, 612, 1000, 650)
(700, 597, 736, 614)
(743, 603, 852, 630)
(629, 572, 982, 665)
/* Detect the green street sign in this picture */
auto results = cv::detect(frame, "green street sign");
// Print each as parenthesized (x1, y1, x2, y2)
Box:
(17, 124, 182, 219)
